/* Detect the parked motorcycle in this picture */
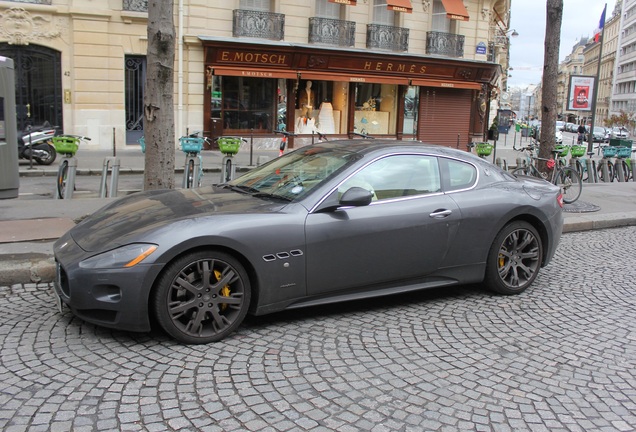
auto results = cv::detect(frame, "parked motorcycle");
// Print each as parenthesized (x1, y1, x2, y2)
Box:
(18, 122, 58, 165)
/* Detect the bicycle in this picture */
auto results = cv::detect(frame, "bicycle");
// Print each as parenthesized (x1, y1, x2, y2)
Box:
(180, 131, 210, 188)
(52, 134, 91, 199)
(467, 142, 493, 159)
(276, 130, 297, 156)
(598, 145, 632, 182)
(511, 143, 582, 204)
(215, 136, 246, 183)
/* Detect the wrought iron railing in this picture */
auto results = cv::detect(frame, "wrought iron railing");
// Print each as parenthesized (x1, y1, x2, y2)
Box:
(123, 0, 147, 12)
(5, 0, 52, 4)
(426, 31, 465, 58)
(233, 9, 285, 41)
(366, 24, 409, 52)
(309, 17, 355, 47)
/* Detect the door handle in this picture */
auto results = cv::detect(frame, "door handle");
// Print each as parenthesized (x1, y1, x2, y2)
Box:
(429, 209, 452, 219)
(26, 103, 31, 118)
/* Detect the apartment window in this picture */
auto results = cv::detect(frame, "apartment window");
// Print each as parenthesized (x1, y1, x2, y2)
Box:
(240, 0, 270, 11)
(432, 0, 450, 32)
(373, 0, 396, 25)
(316, 0, 340, 18)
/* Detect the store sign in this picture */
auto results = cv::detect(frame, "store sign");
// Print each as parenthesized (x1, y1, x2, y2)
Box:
(218, 50, 291, 67)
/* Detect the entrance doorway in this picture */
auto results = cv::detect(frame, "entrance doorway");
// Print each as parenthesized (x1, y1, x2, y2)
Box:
(125, 55, 146, 144)
(0, 43, 63, 133)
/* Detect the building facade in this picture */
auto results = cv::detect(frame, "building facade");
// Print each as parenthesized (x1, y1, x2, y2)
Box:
(0, 0, 510, 150)
(612, 0, 636, 117)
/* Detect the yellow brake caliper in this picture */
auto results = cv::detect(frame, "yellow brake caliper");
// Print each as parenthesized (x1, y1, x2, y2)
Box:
(214, 270, 231, 311)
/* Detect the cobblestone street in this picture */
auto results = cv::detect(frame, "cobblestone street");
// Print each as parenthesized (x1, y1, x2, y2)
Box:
(1, 227, 635, 431)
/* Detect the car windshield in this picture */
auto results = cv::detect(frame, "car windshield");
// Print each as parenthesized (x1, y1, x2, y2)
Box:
(228, 145, 359, 201)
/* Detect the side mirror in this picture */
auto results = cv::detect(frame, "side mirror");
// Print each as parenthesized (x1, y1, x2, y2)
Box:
(339, 186, 373, 207)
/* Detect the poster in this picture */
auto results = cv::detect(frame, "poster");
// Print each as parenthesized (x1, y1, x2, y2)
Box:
(568, 75, 595, 111)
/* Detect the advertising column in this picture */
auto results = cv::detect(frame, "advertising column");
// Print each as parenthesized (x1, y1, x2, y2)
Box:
(0, 56, 19, 199)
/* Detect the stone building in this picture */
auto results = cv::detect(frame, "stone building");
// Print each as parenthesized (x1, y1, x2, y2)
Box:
(0, 0, 512, 150)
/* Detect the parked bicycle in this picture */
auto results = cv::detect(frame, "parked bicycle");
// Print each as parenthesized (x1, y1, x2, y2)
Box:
(597, 145, 632, 182)
(467, 142, 493, 159)
(568, 144, 596, 182)
(216, 136, 246, 183)
(52, 134, 91, 199)
(511, 143, 582, 204)
(180, 131, 210, 188)
(276, 130, 297, 156)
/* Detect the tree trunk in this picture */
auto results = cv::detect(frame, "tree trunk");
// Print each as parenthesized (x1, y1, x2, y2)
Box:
(538, 0, 563, 171)
(143, 0, 176, 190)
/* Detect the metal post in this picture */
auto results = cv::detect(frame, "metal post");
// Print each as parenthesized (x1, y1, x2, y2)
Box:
(617, 159, 626, 182)
(599, 158, 610, 182)
(64, 157, 78, 199)
(100, 157, 120, 198)
(182, 155, 200, 188)
(220, 155, 236, 183)
(250, 128, 254, 166)
(112, 127, 117, 157)
(632, 158, 636, 182)
(27, 125, 34, 170)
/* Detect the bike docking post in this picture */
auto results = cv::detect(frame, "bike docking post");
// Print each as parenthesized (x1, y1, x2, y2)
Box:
(599, 158, 610, 183)
(585, 155, 596, 183)
(99, 157, 121, 198)
(182, 155, 201, 188)
(220, 154, 236, 182)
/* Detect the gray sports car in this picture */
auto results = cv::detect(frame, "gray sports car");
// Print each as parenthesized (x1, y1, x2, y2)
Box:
(53, 141, 564, 344)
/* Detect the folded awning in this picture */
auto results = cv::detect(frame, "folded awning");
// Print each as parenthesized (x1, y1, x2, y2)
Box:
(329, 0, 357, 5)
(410, 78, 481, 90)
(386, 0, 413, 13)
(212, 67, 298, 79)
(441, 0, 470, 21)
(299, 71, 409, 85)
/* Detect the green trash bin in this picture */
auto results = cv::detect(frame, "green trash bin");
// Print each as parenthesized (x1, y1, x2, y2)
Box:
(609, 138, 633, 147)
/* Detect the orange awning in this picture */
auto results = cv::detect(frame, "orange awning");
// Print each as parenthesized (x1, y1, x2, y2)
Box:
(386, 0, 412, 13)
(410, 78, 481, 90)
(213, 67, 298, 79)
(441, 0, 469, 21)
(329, 0, 357, 5)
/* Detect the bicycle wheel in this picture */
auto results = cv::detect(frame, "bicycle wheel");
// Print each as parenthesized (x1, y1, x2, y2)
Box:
(57, 160, 69, 199)
(511, 167, 531, 177)
(185, 159, 195, 188)
(575, 159, 588, 182)
(618, 160, 630, 182)
(224, 158, 232, 182)
(556, 167, 582, 204)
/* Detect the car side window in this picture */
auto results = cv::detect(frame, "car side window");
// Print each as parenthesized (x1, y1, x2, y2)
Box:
(338, 155, 441, 201)
(441, 158, 477, 191)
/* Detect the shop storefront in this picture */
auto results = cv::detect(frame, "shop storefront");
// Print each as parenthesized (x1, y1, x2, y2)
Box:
(202, 37, 499, 149)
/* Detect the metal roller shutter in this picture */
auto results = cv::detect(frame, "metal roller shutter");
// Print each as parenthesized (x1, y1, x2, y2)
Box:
(418, 87, 472, 148)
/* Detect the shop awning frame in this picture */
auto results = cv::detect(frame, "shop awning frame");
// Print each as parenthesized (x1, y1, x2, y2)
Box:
(299, 71, 409, 85)
(329, 0, 357, 5)
(386, 0, 413, 13)
(440, 0, 470, 21)
(212, 67, 298, 79)
(410, 78, 481, 90)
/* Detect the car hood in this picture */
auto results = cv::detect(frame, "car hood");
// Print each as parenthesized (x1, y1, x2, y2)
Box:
(69, 186, 288, 252)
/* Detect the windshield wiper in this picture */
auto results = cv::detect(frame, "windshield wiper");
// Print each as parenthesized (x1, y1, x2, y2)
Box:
(223, 184, 260, 194)
(252, 192, 292, 201)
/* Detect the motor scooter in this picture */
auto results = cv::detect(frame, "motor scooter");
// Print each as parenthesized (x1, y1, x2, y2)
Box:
(18, 122, 58, 165)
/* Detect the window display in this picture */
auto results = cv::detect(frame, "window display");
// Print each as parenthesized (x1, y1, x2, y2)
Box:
(294, 80, 347, 135)
(353, 83, 398, 135)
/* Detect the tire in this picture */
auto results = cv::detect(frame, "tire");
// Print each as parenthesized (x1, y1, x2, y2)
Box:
(185, 159, 194, 188)
(484, 221, 543, 295)
(33, 143, 57, 165)
(511, 167, 531, 177)
(597, 161, 615, 182)
(152, 250, 251, 344)
(618, 160, 630, 181)
(575, 159, 588, 182)
(224, 158, 232, 182)
(57, 160, 69, 199)
(556, 167, 582, 204)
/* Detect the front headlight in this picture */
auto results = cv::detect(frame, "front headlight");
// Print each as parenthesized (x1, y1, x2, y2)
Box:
(80, 244, 158, 269)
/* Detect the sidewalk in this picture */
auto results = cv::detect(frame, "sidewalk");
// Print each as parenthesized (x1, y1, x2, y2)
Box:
(2, 142, 636, 285)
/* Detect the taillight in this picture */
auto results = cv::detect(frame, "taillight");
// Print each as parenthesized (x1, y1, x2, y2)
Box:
(557, 193, 564, 208)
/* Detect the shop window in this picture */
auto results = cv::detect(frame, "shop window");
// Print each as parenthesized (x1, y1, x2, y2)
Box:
(212, 76, 278, 133)
(294, 79, 348, 135)
(353, 82, 398, 135)
(403, 86, 419, 135)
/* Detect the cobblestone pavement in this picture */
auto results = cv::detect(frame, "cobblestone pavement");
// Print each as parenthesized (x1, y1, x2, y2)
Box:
(1, 227, 636, 432)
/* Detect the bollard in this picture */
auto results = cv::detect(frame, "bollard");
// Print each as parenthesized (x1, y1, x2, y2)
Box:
(99, 157, 120, 198)
(599, 158, 610, 183)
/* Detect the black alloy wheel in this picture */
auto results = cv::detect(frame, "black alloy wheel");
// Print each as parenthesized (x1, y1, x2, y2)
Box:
(153, 250, 251, 344)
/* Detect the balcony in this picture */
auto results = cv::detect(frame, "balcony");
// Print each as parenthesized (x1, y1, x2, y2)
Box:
(123, 0, 147, 12)
(426, 31, 465, 58)
(233, 9, 285, 41)
(309, 17, 355, 48)
(366, 24, 409, 52)
(5, 0, 52, 3)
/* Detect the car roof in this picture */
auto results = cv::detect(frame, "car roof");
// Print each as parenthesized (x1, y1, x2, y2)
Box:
(308, 139, 475, 159)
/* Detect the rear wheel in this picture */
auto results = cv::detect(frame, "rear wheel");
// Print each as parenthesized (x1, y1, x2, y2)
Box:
(185, 159, 195, 188)
(484, 221, 543, 295)
(574, 159, 588, 182)
(34, 142, 57, 165)
(597, 161, 615, 182)
(153, 250, 251, 344)
(618, 160, 631, 181)
(556, 167, 582, 204)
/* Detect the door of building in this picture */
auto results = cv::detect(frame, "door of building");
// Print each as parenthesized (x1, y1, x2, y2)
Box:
(0, 43, 63, 133)
(125, 55, 146, 144)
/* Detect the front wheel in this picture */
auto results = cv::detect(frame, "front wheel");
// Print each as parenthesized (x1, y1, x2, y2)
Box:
(511, 167, 532, 177)
(152, 250, 251, 344)
(57, 160, 69, 199)
(555, 167, 582, 204)
(597, 161, 615, 182)
(185, 159, 195, 188)
(484, 221, 543, 295)
(574, 159, 588, 182)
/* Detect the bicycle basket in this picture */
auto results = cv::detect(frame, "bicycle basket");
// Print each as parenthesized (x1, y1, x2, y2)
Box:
(616, 146, 631, 158)
(602, 146, 618, 158)
(138, 137, 145, 153)
(52, 136, 79, 155)
(570, 145, 586, 157)
(475, 142, 493, 156)
(217, 137, 241, 155)
(555, 145, 569, 157)
(180, 137, 204, 153)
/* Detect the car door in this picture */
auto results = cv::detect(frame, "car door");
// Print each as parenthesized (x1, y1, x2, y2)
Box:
(304, 154, 460, 296)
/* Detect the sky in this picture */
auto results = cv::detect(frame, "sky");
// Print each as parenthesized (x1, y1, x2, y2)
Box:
(508, 0, 617, 89)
